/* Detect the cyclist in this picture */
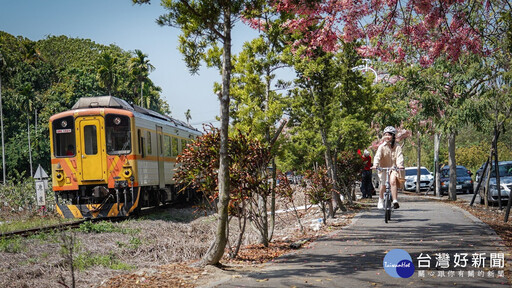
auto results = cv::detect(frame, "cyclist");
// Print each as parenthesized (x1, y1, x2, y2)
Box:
(372, 126, 404, 209)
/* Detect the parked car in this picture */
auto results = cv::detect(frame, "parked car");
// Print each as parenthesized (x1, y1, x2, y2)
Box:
(475, 162, 494, 183)
(478, 161, 512, 205)
(440, 165, 474, 195)
(404, 167, 434, 191)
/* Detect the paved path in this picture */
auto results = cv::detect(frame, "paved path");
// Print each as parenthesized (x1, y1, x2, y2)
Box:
(213, 195, 510, 287)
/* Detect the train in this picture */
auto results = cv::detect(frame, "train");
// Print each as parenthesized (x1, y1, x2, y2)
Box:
(50, 96, 201, 218)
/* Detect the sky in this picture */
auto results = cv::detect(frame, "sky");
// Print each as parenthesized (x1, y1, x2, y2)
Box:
(0, 0, 262, 129)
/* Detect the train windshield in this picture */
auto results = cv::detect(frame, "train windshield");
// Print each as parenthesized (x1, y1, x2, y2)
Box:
(53, 116, 76, 157)
(106, 114, 131, 155)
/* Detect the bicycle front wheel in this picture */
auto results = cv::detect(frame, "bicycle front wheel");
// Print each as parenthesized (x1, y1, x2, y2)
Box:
(384, 195, 391, 223)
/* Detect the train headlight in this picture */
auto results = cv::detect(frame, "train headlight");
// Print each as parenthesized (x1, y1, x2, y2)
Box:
(123, 168, 132, 178)
(55, 163, 65, 181)
(56, 171, 64, 181)
(122, 163, 133, 178)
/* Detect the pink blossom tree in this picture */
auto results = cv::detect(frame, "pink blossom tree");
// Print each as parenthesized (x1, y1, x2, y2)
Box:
(271, 0, 486, 64)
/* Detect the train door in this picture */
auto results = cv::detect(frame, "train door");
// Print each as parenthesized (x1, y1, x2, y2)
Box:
(156, 126, 165, 188)
(77, 117, 105, 181)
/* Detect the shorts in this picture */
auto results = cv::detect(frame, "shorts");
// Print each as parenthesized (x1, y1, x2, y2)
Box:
(378, 170, 405, 186)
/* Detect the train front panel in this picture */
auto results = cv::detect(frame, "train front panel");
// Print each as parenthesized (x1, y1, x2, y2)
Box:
(50, 109, 140, 218)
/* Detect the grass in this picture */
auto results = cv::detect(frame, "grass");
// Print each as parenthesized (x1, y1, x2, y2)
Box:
(74, 252, 134, 271)
(0, 216, 75, 234)
(0, 236, 25, 253)
(77, 221, 139, 235)
(116, 236, 142, 250)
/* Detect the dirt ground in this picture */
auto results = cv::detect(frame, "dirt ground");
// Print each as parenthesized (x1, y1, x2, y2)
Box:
(0, 188, 359, 288)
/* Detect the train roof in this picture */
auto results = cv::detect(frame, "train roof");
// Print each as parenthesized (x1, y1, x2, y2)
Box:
(70, 96, 199, 133)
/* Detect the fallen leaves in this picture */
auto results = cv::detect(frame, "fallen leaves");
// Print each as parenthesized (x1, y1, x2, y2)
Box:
(100, 263, 205, 288)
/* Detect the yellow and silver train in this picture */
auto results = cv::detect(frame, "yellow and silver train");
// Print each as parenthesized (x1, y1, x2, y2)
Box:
(50, 96, 201, 218)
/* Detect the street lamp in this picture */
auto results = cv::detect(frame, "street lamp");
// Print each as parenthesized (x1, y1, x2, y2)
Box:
(351, 59, 378, 82)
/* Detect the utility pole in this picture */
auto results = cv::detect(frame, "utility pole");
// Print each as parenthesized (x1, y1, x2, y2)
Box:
(0, 71, 5, 184)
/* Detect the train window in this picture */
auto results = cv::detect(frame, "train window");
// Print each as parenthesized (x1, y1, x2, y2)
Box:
(171, 137, 178, 157)
(181, 139, 187, 153)
(138, 129, 142, 155)
(138, 129, 145, 158)
(53, 116, 76, 157)
(147, 131, 152, 155)
(164, 135, 171, 157)
(83, 125, 98, 155)
(106, 114, 131, 155)
(159, 134, 163, 155)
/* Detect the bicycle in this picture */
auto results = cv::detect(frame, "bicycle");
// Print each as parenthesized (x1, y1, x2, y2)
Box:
(375, 167, 403, 223)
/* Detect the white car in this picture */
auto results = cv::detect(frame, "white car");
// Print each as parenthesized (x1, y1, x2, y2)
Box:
(404, 167, 434, 191)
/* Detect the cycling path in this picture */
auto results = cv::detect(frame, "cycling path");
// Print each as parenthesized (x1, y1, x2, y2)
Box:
(213, 194, 510, 287)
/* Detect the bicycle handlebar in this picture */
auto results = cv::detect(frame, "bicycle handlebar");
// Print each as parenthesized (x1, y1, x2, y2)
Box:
(371, 167, 405, 171)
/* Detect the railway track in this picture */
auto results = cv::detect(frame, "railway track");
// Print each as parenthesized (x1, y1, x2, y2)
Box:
(0, 219, 87, 238)
(0, 202, 177, 238)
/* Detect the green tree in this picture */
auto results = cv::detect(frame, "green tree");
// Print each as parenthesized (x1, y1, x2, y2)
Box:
(230, 33, 289, 246)
(134, 0, 262, 265)
(418, 55, 490, 201)
(96, 51, 118, 96)
(16, 83, 35, 177)
(129, 49, 155, 107)
(184, 109, 191, 124)
(287, 43, 376, 214)
(0, 31, 168, 179)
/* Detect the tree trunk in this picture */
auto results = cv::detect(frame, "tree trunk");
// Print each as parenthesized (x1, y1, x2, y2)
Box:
(140, 81, 144, 108)
(256, 193, 269, 246)
(257, 79, 271, 246)
(493, 125, 502, 210)
(434, 133, 440, 197)
(416, 131, 421, 194)
(319, 128, 345, 217)
(200, 9, 231, 266)
(269, 158, 276, 240)
(484, 152, 492, 207)
(448, 132, 457, 201)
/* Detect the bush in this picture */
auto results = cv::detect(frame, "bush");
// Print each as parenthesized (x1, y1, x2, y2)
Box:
(336, 151, 365, 201)
(0, 173, 56, 219)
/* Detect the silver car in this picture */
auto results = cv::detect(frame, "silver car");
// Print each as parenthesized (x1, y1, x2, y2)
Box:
(404, 167, 434, 191)
(479, 161, 512, 204)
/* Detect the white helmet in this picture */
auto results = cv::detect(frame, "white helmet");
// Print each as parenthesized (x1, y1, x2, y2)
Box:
(383, 126, 396, 135)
